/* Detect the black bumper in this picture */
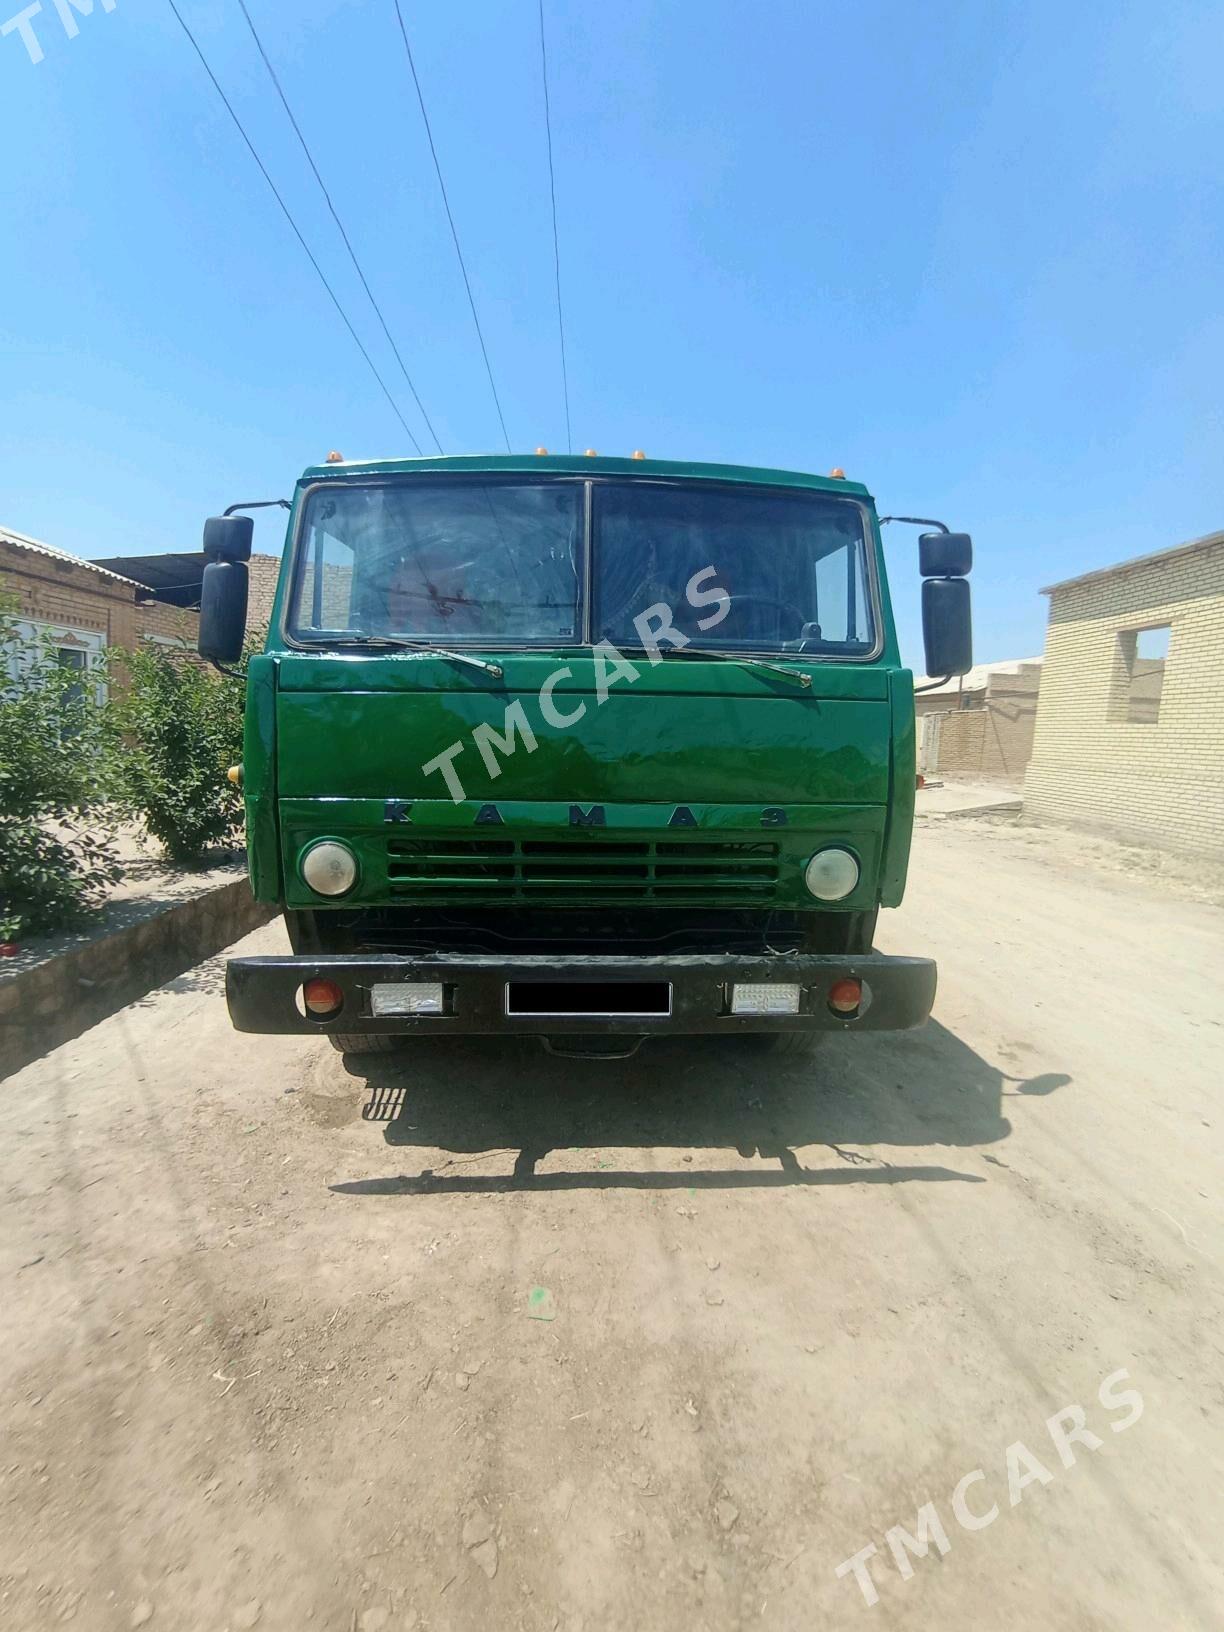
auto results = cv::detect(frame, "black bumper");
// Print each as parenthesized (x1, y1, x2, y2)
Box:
(225, 951, 937, 1037)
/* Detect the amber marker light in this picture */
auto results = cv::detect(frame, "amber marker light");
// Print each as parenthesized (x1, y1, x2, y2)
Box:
(829, 467, 846, 479)
(584, 448, 598, 457)
(325, 450, 344, 463)
(631, 450, 647, 460)
(535, 446, 549, 455)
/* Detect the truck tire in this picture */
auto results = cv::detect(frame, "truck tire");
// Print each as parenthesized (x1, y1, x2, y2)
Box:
(756, 1031, 827, 1057)
(327, 1033, 405, 1055)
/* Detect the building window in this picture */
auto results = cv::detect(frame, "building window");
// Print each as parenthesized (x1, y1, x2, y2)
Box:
(1117, 624, 1170, 724)
(57, 645, 88, 708)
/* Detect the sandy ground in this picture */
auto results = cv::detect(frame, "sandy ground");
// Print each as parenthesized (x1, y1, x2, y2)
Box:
(3, 817, 1223, 1631)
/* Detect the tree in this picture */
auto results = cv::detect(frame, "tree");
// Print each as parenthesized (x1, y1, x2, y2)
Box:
(109, 641, 245, 864)
(0, 601, 122, 942)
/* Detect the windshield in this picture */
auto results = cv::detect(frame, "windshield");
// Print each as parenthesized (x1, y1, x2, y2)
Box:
(289, 479, 584, 644)
(288, 476, 875, 655)
(594, 480, 874, 653)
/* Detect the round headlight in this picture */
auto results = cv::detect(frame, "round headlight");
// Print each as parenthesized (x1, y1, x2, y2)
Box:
(300, 840, 358, 897)
(804, 847, 860, 901)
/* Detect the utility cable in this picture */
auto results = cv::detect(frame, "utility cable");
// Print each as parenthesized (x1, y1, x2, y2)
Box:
(392, 1, 512, 452)
(165, 0, 424, 453)
(537, 0, 572, 453)
(235, 0, 443, 453)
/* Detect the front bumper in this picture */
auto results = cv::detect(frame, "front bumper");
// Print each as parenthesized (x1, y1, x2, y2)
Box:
(226, 951, 936, 1037)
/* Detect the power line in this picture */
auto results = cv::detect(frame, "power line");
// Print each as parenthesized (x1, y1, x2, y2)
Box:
(392, 1, 512, 453)
(537, 0, 572, 455)
(164, 0, 424, 454)
(235, 0, 443, 454)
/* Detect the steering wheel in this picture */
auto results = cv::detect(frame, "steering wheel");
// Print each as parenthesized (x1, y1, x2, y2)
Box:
(717, 593, 806, 637)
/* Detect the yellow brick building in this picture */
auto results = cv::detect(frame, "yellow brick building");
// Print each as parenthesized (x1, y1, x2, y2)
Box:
(1024, 530, 1224, 855)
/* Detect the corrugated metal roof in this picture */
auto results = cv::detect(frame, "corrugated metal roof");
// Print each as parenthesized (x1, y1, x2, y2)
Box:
(94, 550, 283, 611)
(1041, 529, 1224, 595)
(93, 551, 207, 607)
(0, 524, 143, 588)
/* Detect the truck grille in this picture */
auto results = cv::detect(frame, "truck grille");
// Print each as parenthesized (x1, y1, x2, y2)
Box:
(385, 835, 780, 903)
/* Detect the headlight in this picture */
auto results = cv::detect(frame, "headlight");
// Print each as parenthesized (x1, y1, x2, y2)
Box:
(300, 840, 358, 897)
(804, 847, 860, 901)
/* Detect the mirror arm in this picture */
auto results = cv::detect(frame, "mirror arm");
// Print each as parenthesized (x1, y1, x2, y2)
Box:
(223, 498, 291, 518)
(879, 515, 950, 533)
(914, 674, 953, 693)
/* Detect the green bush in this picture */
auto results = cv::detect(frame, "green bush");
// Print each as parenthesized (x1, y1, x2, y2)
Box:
(110, 642, 245, 864)
(0, 605, 122, 942)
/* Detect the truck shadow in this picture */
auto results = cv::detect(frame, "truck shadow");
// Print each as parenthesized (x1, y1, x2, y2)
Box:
(329, 1021, 1070, 1197)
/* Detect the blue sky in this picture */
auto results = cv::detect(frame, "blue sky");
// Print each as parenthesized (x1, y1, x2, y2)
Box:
(3, 0, 1222, 666)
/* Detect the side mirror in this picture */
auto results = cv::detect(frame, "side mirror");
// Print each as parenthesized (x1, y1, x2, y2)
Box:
(919, 531, 972, 577)
(922, 578, 972, 677)
(198, 560, 249, 663)
(203, 514, 254, 563)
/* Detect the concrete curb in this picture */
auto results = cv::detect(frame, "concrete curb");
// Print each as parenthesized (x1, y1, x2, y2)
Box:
(0, 877, 276, 1080)
(916, 800, 1023, 822)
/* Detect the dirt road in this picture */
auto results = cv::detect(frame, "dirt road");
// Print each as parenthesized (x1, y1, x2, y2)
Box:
(3, 816, 1223, 1630)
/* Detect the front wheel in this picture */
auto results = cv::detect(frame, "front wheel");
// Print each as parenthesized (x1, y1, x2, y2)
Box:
(327, 1033, 406, 1055)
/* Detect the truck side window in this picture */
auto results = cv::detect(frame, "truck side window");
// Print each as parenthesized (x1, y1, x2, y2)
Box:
(813, 536, 872, 646)
(292, 522, 355, 632)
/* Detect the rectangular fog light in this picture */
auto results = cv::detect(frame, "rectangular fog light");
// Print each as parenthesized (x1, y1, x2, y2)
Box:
(370, 981, 445, 1017)
(730, 982, 802, 1016)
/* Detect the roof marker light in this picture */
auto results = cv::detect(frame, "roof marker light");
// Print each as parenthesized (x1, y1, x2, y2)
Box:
(535, 446, 549, 455)
(631, 450, 646, 460)
(829, 467, 846, 479)
(584, 448, 598, 457)
(325, 450, 344, 463)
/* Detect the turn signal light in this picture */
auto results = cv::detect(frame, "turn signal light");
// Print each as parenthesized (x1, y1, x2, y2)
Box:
(828, 977, 863, 1016)
(227, 764, 242, 787)
(302, 978, 343, 1017)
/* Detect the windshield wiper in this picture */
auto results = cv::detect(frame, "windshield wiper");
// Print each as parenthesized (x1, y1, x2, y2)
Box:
(654, 646, 812, 689)
(315, 635, 503, 679)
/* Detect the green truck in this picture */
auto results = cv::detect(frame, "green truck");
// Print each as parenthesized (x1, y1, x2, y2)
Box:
(199, 452, 972, 1059)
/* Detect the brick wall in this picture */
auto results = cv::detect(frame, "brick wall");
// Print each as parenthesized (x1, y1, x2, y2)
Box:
(135, 597, 201, 649)
(1, 538, 202, 656)
(1023, 536, 1224, 855)
(247, 554, 282, 636)
(923, 699, 1037, 778)
(918, 665, 1041, 779)
(1, 537, 138, 648)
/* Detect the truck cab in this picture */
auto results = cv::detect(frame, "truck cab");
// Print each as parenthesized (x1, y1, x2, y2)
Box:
(199, 452, 972, 1057)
